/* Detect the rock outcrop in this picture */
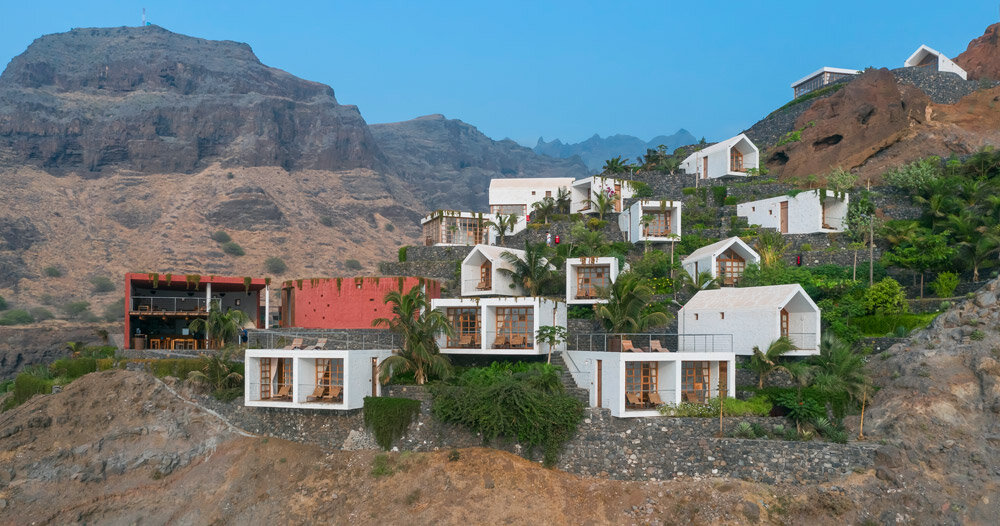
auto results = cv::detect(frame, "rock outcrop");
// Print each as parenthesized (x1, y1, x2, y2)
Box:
(0, 25, 386, 175)
(954, 22, 1000, 81)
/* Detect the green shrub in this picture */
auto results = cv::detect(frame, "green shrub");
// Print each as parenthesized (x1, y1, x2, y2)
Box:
(724, 196, 738, 205)
(447, 449, 461, 462)
(630, 181, 653, 198)
(212, 387, 243, 402)
(28, 307, 53, 321)
(863, 278, 908, 315)
(800, 243, 812, 252)
(711, 186, 727, 206)
(939, 300, 952, 311)
(398, 246, 408, 263)
(43, 266, 62, 278)
(345, 259, 362, 271)
(0, 309, 34, 326)
(211, 230, 232, 243)
(50, 357, 97, 380)
(221, 241, 245, 256)
(103, 298, 125, 321)
(363, 396, 422, 450)
(320, 216, 334, 227)
(776, 130, 802, 146)
(567, 305, 595, 319)
(0, 295, 5, 310)
(370, 453, 394, 477)
(385, 223, 395, 232)
(851, 313, 938, 336)
(2, 371, 53, 411)
(970, 329, 986, 341)
(774, 392, 824, 425)
(681, 187, 696, 196)
(90, 276, 115, 293)
(264, 257, 287, 274)
(660, 396, 772, 418)
(931, 272, 959, 298)
(61, 301, 91, 319)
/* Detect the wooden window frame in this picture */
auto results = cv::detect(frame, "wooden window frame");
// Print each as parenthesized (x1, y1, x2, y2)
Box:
(781, 308, 789, 338)
(576, 264, 609, 299)
(480, 261, 492, 290)
(495, 306, 533, 349)
(447, 307, 480, 348)
(643, 209, 671, 237)
(716, 249, 746, 285)
(730, 148, 744, 172)
(625, 361, 658, 408)
(682, 361, 711, 403)
(259, 357, 271, 399)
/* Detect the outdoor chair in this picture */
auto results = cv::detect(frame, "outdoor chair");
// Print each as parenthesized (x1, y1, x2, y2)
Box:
(621, 339, 644, 352)
(476, 281, 490, 290)
(682, 391, 699, 403)
(323, 386, 343, 402)
(625, 392, 644, 408)
(493, 335, 508, 348)
(283, 338, 304, 350)
(649, 340, 668, 352)
(510, 334, 527, 348)
(305, 338, 328, 350)
(458, 334, 474, 347)
(273, 385, 292, 401)
(648, 392, 666, 406)
(306, 385, 327, 402)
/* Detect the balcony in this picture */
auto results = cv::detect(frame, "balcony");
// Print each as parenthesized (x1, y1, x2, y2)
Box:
(129, 296, 221, 315)
(445, 333, 482, 349)
(784, 332, 818, 350)
(463, 278, 494, 292)
(566, 333, 733, 354)
(485, 330, 535, 350)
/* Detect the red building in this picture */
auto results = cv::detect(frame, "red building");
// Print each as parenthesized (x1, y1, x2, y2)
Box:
(279, 276, 442, 329)
(124, 273, 269, 350)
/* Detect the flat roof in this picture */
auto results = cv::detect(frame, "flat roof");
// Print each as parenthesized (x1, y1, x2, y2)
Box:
(126, 272, 267, 292)
(790, 67, 860, 88)
(489, 177, 575, 189)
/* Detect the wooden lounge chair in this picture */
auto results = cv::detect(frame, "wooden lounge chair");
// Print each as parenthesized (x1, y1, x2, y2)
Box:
(476, 281, 490, 290)
(273, 385, 291, 401)
(510, 334, 527, 348)
(648, 392, 666, 406)
(621, 339, 644, 352)
(649, 340, 668, 352)
(306, 385, 327, 402)
(305, 338, 328, 350)
(625, 392, 644, 408)
(682, 391, 699, 403)
(493, 335, 508, 348)
(458, 334, 474, 347)
(283, 338, 304, 350)
(322, 386, 343, 402)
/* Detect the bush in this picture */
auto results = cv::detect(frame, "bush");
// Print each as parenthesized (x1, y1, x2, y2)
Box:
(851, 313, 939, 336)
(211, 230, 232, 243)
(774, 392, 824, 425)
(103, 298, 125, 321)
(681, 187, 696, 196)
(264, 257, 287, 274)
(61, 301, 91, 319)
(863, 278, 907, 315)
(0, 309, 34, 326)
(2, 371, 53, 411)
(43, 266, 62, 278)
(90, 276, 115, 293)
(567, 305, 595, 319)
(630, 181, 653, 198)
(800, 243, 812, 252)
(711, 186, 727, 206)
(319, 216, 334, 227)
(398, 246, 408, 263)
(724, 196, 738, 206)
(29, 307, 54, 321)
(0, 295, 5, 310)
(50, 357, 97, 380)
(385, 223, 395, 232)
(931, 272, 959, 298)
(970, 329, 986, 341)
(363, 397, 422, 450)
(221, 241, 245, 256)
(659, 396, 772, 417)
(345, 259, 362, 271)
(776, 130, 802, 146)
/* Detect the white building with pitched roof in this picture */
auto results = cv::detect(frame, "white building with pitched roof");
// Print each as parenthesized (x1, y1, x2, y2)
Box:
(681, 237, 760, 286)
(904, 45, 967, 80)
(680, 134, 759, 179)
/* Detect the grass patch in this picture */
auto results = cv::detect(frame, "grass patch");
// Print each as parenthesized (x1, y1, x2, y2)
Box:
(851, 313, 939, 336)
(770, 83, 846, 116)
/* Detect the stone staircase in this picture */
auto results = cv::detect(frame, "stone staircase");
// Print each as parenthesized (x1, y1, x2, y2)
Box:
(550, 352, 590, 404)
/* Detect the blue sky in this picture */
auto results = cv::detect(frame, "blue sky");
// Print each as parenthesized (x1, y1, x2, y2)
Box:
(1, 1, 997, 145)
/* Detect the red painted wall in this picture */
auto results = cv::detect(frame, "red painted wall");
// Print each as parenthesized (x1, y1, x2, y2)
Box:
(280, 277, 442, 329)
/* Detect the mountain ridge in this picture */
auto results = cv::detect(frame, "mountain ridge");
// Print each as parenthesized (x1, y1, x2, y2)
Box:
(534, 129, 697, 172)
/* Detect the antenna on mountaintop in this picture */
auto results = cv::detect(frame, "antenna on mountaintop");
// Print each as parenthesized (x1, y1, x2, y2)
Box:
(142, 8, 148, 26)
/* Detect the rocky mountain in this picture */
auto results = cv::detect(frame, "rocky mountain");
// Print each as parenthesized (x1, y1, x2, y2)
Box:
(955, 22, 1000, 81)
(533, 129, 697, 173)
(370, 114, 589, 211)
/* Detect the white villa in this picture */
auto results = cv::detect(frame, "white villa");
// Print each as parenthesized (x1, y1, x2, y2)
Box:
(680, 134, 759, 179)
(790, 67, 859, 98)
(431, 296, 567, 356)
(566, 256, 620, 305)
(678, 284, 821, 356)
(460, 244, 555, 297)
(618, 199, 683, 243)
(563, 347, 735, 418)
(489, 177, 575, 217)
(736, 190, 848, 234)
(421, 210, 528, 247)
(904, 45, 968, 80)
(681, 237, 760, 286)
(569, 176, 636, 215)
(244, 349, 391, 410)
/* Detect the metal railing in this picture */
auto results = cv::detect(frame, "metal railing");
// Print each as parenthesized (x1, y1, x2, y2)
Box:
(484, 330, 535, 350)
(247, 329, 399, 350)
(785, 332, 818, 350)
(566, 333, 733, 353)
(246, 382, 294, 402)
(444, 333, 482, 349)
(463, 278, 494, 292)
(130, 296, 221, 313)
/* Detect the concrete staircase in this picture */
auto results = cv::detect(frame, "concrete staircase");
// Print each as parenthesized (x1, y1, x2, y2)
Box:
(550, 352, 590, 404)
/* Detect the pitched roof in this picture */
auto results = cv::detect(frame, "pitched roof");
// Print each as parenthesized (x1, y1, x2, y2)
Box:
(464, 244, 555, 270)
(682, 284, 813, 311)
(681, 134, 756, 164)
(682, 237, 757, 264)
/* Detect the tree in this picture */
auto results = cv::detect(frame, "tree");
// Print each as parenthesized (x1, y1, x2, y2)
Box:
(535, 325, 568, 365)
(556, 187, 572, 214)
(188, 301, 252, 348)
(825, 167, 857, 194)
(883, 231, 954, 298)
(748, 336, 796, 388)
(809, 333, 869, 419)
(640, 214, 653, 253)
(491, 213, 519, 246)
(585, 187, 616, 221)
(862, 278, 907, 315)
(571, 221, 606, 257)
(498, 242, 556, 296)
(848, 241, 865, 281)
(531, 196, 557, 225)
(595, 273, 671, 334)
(678, 270, 719, 297)
(603, 156, 628, 174)
(373, 285, 453, 385)
(754, 229, 790, 269)
(188, 347, 244, 392)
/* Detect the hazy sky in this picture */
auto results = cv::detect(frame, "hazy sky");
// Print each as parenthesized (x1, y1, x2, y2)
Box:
(1, 1, 997, 145)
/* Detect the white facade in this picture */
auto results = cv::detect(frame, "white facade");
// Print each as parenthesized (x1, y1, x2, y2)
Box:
(562, 350, 736, 418)
(680, 134, 759, 179)
(736, 189, 848, 234)
(678, 284, 821, 356)
(460, 245, 542, 297)
(420, 210, 527, 247)
(566, 256, 620, 305)
(618, 200, 682, 243)
(904, 45, 968, 80)
(681, 237, 760, 286)
(790, 67, 859, 98)
(488, 177, 575, 217)
(569, 176, 636, 215)
(431, 296, 567, 356)
(244, 349, 391, 410)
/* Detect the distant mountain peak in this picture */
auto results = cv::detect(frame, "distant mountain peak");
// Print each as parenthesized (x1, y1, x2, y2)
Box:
(533, 129, 697, 172)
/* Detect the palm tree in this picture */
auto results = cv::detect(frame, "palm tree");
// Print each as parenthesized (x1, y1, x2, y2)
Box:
(531, 196, 557, 225)
(498, 242, 555, 296)
(373, 285, 454, 385)
(748, 336, 796, 388)
(585, 188, 615, 221)
(66, 341, 86, 357)
(595, 273, 671, 334)
(755, 229, 790, 269)
(602, 156, 628, 174)
(848, 241, 865, 281)
(640, 214, 653, 253)
(188, 301, 251, 348)
(956, 227, 999, 282)
(491, 213, 518, 246)
(809, 333, 868, 419)
(188, 346, 243, 391)
(678, 270, 719, 297)
(556, 187, 572, 214)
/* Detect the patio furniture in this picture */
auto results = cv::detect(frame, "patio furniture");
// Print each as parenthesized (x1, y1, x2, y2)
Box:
(305, 338, 328, 350)
(476, 281, 489, 290)
(323, 386, 343, 402)
(149, 338, 161, 350)
(648, 392, 666, 406)
(625, 392, 645, 408)
(458, 334, 474, 347)
(492, 335, 508, 348)
(621, 339, 644, 352)
(649, 340, 668, 352)
(273, 385, 292, 401)
(283, 338, 304, 350)
(306, 385, 327, 402)
(682, 391, 699, 403)
(510, 334, 527, 348)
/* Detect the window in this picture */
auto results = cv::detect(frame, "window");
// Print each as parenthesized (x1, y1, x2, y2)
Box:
(447, 307, 480, 348)
(682, 361, 711, 403)
(275, 357, 293, 393)
(495, 306, 533, 349)
(576, 265, 610, 299)
(694, 313, 699, 320)
(781, 308, 789, 338)
(545, 190, 552, 198)
(730, 148, 744, 172)
(259, 358, 271, 399)
(643, 210, 671, 237)
(625, 361, 657, 407)
(315, 358, 344, 389)
(716, 248, 746, 286)
(478, 261, 492, 290)
(720, 312, 725, 319)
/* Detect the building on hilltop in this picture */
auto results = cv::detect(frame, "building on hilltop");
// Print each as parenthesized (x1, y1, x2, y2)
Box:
(736, 189, 848, 234)
(904, 44, 968, 79)
(681, 237, 760, 286)
(244, 348, 391, 410)
(679, 134, 759, 179)
(790, 67, 859, 98)
(488, 177, 575, 217)
(278, 276, 442, 330)
(678, 284, 821, 356)
(124, 273, 269, 350)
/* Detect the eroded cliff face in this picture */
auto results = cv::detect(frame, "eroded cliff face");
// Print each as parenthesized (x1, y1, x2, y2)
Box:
(0, 25, 386, 175)
(954, 22, 1000, 81)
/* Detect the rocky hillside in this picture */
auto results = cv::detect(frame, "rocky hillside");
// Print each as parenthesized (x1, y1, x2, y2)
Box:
(370, 114, 589, 211)
(534, 130, 697, 173)
(955, 22, 1000, 80)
